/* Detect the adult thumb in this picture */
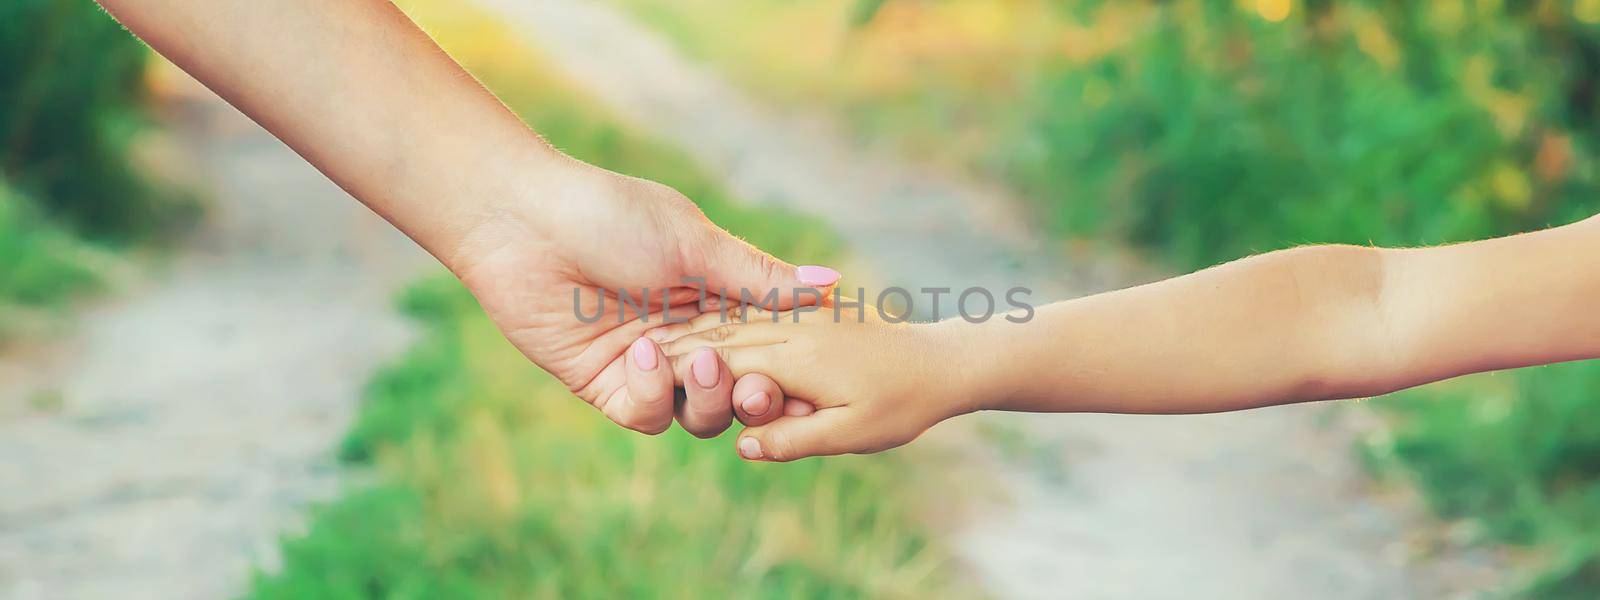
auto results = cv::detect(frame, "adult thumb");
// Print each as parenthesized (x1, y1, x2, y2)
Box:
(699, 233, 839, 310)
(736, 408, 855, 462)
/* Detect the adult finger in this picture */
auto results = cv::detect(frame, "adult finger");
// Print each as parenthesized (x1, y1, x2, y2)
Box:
(696, 229, 839, 310)
(676, 347, 734, 438)
(613, 337, 674, 434)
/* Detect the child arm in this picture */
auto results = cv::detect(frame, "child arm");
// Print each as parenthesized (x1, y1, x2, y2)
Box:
(974, 215, 1600, 415)
(661, 216, 1600, 461)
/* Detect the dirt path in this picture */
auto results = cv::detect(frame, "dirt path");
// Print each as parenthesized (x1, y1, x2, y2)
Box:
(482, 1, 1502, 597)
(0, 76, 432, 598)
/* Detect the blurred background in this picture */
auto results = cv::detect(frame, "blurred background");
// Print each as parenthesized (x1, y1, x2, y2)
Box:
(1, 0, 1597, 598)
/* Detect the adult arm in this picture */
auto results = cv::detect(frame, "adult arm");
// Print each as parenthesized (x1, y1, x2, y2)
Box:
(95, 0, 833, 434)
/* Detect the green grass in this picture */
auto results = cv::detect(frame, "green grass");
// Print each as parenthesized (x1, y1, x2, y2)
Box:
(249, 3, 961, 598)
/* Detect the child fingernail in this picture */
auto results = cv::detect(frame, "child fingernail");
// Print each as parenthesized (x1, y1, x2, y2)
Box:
(742, 392, 770, 416)
(631, 337, 658, 371)
(738, 437, 763, 460)
(691, 348, 719, 388)
(797, 265, 840, 286)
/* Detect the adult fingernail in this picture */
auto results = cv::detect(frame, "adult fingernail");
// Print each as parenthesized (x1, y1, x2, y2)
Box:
(691, 347, 719, 388)
(797, 265, 840, 286)
(742, 392, 771, 416)
(645, 328, 670, 342)
(738, 437, 763, 460)
(631, 337, 659, 371)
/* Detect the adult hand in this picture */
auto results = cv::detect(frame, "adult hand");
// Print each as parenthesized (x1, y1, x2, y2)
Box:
(449, 159, 837, 436)
(93, 0, 828, 436)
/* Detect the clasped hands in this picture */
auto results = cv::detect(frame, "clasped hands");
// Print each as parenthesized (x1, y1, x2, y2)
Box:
(442, 160, 839, 448)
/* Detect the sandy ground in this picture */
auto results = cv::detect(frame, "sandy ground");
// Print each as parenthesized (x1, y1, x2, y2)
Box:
(0, 76, 433, 598)
(477, 1, 1507, 597)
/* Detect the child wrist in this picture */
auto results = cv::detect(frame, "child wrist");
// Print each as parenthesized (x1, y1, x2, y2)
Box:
(924, 319, 1008, 415)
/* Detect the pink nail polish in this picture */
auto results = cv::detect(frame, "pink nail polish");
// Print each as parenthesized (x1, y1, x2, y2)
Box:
(691, 348, 719, 388)
(631, 337, 658, 371)
(742, 392, 771, 417)
(797, 265, 840, 287)
(738, 437, 763, 460)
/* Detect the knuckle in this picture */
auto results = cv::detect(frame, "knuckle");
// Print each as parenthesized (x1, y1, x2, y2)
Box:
(759, 256, 783, 293)
(687, 425, 725, 440)
(620, 414, 669, 436)
(679, 411, 730, 439)
(705, 324, 737, 342)
(683, 392, 727, 416)
(633, 385, 671, 408)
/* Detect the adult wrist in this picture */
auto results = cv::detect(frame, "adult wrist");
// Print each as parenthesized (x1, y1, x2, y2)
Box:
(433, 144, 586, 273)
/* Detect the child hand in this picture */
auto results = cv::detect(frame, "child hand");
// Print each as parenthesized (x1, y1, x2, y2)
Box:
(655, 302, 984, 462)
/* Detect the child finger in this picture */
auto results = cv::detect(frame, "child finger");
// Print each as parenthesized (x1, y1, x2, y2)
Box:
(659, 321, 785, 357)
(664, 342, 779, 378)
(647, 307, 732, 344)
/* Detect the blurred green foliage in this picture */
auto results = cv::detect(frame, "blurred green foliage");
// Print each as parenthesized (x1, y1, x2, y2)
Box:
(0, 0, 185, 239)
(1005, 1, 1600, 268)
(613, 0, 1600, 594)
(621, 0, 1600, 265)
(0, 183, 101, 307)
(0, 0, 189, 313)
(1369, 362, 1600, 598)
(251, 3, 954, 598)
